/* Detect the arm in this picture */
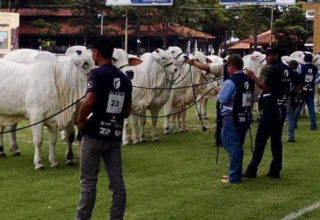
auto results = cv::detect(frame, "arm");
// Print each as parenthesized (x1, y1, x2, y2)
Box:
(77, 92, 96, 133)
(185, 59, 210, 72)
(245, 69, 269, 91)
(124, 101, 132, 118)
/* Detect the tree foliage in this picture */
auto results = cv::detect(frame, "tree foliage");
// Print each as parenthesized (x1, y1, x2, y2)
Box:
(68, 0, 105, 45)
(273, 5, 312, 53)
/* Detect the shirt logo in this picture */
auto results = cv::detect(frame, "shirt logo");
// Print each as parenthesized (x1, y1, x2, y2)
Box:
(244, 81, 249, 90)
(283, 70, 289, 78)
(113, 78, 121, 90)
(87, 81, 93, 88)
(308, 69, 313, 74)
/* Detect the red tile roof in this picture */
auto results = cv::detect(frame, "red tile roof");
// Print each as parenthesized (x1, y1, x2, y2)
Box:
(3, 8, 74, 16)
(242, 30, 275, 44)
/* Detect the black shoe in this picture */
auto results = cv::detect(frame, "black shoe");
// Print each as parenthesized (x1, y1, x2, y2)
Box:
(266, 172, 280, 178)
(242, 171, 257, 178)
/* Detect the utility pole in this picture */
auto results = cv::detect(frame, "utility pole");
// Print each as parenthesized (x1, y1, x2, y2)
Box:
(270, 6, 274, 46)
(253, 5, 258, 51)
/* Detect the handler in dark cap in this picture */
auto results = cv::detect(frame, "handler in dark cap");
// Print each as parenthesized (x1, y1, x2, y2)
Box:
(214, 54, 254, 183)
(75, 35, 132, 220)
(243, 46, 303, 178)
(293, 53, 318, 130)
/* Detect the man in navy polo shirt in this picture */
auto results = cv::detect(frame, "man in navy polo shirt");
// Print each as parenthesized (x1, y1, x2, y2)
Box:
(75, 36, 132, 220)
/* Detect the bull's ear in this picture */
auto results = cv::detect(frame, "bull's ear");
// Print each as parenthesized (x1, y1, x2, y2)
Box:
(129, 57, 143, 66)
(206, 58, 213, 64)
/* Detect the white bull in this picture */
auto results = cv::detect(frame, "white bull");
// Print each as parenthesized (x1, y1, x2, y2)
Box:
(196, 54, 224, 120)
(122, 48, 177, 145)
(243, 51, 267, 100)
(0, 47, 92, 166)
(163, 47, 220, 133)
(0, 49, 94, 169)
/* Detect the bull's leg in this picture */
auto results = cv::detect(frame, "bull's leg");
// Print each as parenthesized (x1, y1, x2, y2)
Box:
(163, 115, 170, 134)
(201, 98, 208, 120)
(8, 124, 20, 156)
(60, 130, 66, 140)
(139, 115, 146, 142)
(180, 110, 188, 132)
(47, 127, 59, 168)
(151, 111, 159, 142)
(31, 123, 44, 169)
(122, 118, 129, 146)
(131, 115, 139, 144)
(64, 124, 76, 166)
(0, 126, 6, 158)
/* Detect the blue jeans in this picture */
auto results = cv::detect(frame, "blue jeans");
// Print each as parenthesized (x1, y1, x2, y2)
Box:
(221, 116, 249, 183)
(286, 101, 297, 141)
(75, 136, 126, 220)
(294, 94, 317, 129)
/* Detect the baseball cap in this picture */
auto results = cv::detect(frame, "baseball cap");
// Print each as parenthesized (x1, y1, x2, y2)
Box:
(263, 46, 280, 56)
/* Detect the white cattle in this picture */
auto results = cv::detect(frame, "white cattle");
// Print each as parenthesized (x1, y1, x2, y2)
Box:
(163, 47, 222, 133)
(243, 51, 267, 99)
(0, 49, 41, 157)
(196, 54, 224, 120)
(122, 48, 177, 145)
(0, 47, 92, 165)
(0, 49, 94, 169)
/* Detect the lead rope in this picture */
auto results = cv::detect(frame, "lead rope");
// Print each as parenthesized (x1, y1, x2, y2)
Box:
(190, 66, 207, 132)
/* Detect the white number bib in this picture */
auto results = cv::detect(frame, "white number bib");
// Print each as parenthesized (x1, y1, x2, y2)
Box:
(305, 74, 314, 83)
(242, 92, 252, 107)
(106, 91, 125, 114)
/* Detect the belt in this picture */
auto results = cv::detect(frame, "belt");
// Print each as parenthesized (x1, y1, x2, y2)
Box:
(221, 112, 232, 118)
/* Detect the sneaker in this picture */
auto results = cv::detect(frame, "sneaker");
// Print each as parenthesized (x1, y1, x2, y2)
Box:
(286, 139, 295, 142)
(242, 171, 257, 178)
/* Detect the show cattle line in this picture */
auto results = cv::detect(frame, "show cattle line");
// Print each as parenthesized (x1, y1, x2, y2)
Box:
(0, 45, 319, 169)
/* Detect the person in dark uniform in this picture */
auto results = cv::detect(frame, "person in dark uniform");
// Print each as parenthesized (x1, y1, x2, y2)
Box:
(214, 54, 254, 183)
(75, 36, 132, 220)
(293, 53, 318, 130)
(243, 46, 302, 179)
(286, 60, 304, 142)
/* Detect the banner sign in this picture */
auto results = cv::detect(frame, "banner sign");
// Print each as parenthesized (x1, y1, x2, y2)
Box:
(220, 0, 295, 5)
(106, 0, 173, 6)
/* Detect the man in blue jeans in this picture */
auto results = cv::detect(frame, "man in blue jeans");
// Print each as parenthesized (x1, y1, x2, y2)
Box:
(215, 54, 254, 183)
(75, 36, 132, 220)
(293, 53, 318, 130)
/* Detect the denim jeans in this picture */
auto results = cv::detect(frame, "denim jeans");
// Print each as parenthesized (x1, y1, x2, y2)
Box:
(75, 136, 126, 220)
(221, 115, 249, 183)
(286, 101, 298, 141)
(294, 94, 317, 129)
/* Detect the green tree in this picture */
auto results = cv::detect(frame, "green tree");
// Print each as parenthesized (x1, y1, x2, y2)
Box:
(68, 0, 105, 45)
(146, 0, 206, 48)
(273, 4, 312, 53)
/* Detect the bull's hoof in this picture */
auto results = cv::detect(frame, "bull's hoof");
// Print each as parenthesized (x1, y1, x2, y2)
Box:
(34, 164, 44, 170)
(51, 163, 59, 168)
(0, 153, 6, 158)
(139, 139, 146, 143)
(65, 160, 76, 166)
(152, 138, 159, 142)
(132, 140, 139, 144)
(164, 130, 169, 134)
(13, 151, 21, 156)
(122, 140, 129, 146)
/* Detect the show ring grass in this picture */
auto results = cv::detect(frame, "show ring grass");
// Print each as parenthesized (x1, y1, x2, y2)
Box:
(0, 98, 320, 220)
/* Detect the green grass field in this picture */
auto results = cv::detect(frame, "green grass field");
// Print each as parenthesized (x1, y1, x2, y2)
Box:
(1, 98, 320, 220)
